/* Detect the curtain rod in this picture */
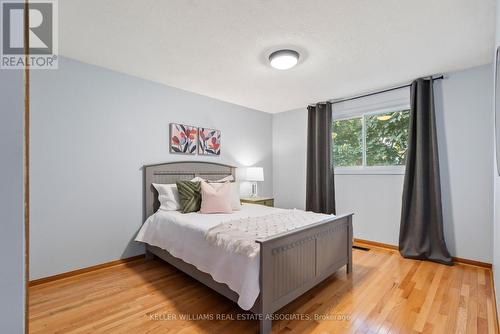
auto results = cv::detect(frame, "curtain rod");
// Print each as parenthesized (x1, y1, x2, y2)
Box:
(310, 75, 445, 106)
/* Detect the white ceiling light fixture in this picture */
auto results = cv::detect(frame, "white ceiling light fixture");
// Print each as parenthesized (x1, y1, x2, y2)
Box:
(269, 49, 300, 70)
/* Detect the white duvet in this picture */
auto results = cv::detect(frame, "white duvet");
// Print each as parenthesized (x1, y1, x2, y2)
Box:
(135, 204, 283, 310)
(135, 204, 284, 310)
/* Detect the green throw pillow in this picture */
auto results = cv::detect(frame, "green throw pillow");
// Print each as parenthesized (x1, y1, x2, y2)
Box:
(176, 181, 201, 213)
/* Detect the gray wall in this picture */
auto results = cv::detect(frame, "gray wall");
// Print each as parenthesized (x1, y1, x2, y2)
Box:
(0, 70, 25, 332)
(273, 64, 494, 262)
(30, 57, 273, 279)
(272, 109, 307, 210)
(434, 65, 493, 262)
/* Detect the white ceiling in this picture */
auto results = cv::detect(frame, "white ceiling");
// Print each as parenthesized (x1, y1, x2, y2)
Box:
(60, 0, 496, 113)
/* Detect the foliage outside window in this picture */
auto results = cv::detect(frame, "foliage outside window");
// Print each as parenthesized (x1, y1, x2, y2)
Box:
(331, 117, 363, 167)
(332, 109, 410, 168)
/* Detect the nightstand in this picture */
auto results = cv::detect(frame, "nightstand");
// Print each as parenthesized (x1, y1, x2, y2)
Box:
(240, 197, 274, 207)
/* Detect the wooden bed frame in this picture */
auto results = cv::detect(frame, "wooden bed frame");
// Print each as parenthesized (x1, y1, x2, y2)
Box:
(143, 161, 353, 334)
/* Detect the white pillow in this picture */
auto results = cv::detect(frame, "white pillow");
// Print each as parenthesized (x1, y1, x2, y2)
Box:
(209, 181, 241, 211)
(152, 183, 180, 211)
(215, 175, 234, 182)
(192, 175, 235, 183)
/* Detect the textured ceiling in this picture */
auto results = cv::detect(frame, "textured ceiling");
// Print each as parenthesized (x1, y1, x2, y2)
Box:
(59, 0, 496, 113)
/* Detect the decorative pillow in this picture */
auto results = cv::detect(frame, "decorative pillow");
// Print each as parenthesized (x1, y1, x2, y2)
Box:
(229, 182, 242, 210)
(200, 181, 233, 214)
(193, 175, 235, 183)
(152, 183, 180, 211)
(176, 181, 202, 213)
(212, 175, 234, 182)
(208, 182, 241, 211)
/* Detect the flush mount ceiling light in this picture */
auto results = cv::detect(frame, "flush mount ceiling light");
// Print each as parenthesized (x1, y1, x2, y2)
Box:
(269, 49, 300, 70)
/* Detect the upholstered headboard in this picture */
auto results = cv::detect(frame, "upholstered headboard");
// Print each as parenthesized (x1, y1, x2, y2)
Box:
(143, 161, 236, 220)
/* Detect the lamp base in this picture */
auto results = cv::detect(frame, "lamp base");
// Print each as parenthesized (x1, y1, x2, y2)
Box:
(250, 182, 258, 198)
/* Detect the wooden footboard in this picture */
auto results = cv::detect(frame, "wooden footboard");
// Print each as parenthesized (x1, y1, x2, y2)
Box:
(256, 213, 353, 334)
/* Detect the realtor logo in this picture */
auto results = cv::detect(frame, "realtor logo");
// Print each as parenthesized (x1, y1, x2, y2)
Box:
(1, 0, 58, 69)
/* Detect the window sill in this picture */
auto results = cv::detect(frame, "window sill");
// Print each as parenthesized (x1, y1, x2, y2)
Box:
(334, 167, 405, 175)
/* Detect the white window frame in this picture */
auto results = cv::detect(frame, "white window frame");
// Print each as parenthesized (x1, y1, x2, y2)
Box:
(333, 104, 410, 175)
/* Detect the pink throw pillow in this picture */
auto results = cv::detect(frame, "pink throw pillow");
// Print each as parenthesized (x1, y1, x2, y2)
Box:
(200, 181, 233, 214)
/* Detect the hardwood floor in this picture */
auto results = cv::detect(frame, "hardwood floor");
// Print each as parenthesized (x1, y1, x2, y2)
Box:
(29, 246, 499, 334)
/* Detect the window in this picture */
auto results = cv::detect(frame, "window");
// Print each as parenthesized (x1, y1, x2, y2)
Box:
(332, 117, 363, 167)
(332, 108, 410, 171)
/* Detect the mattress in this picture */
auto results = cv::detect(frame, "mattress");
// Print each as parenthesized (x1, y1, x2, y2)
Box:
(135, 203, 285, 310)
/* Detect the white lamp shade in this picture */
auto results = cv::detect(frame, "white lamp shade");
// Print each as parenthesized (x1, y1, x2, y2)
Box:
(240, 167, 264, 182)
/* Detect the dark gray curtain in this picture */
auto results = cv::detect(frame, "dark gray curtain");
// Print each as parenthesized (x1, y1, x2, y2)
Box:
(399, 78, 452, 265)
(306, 102, 336, 214)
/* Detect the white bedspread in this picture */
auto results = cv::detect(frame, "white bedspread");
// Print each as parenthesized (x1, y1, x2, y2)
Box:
(135, 204, 331, 310)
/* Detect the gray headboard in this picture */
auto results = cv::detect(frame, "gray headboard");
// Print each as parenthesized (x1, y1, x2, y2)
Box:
(144, 161, 236, 219)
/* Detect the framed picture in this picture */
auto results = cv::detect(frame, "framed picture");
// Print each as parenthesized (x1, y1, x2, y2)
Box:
(198, 127, 221, 156)
(169, 123, 197, 154)
(496, 47, 500, 175)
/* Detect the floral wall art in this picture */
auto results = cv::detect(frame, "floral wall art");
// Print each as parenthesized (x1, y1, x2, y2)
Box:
(198, 128, 221, 156)
(169, 123, 197, 154)
(169, 123, 221, 156)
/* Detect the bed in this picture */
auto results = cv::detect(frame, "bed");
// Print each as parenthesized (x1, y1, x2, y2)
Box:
(137, 161, 353, 334)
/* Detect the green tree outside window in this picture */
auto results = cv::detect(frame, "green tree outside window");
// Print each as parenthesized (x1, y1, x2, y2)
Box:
(332, 110, 409, 167)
